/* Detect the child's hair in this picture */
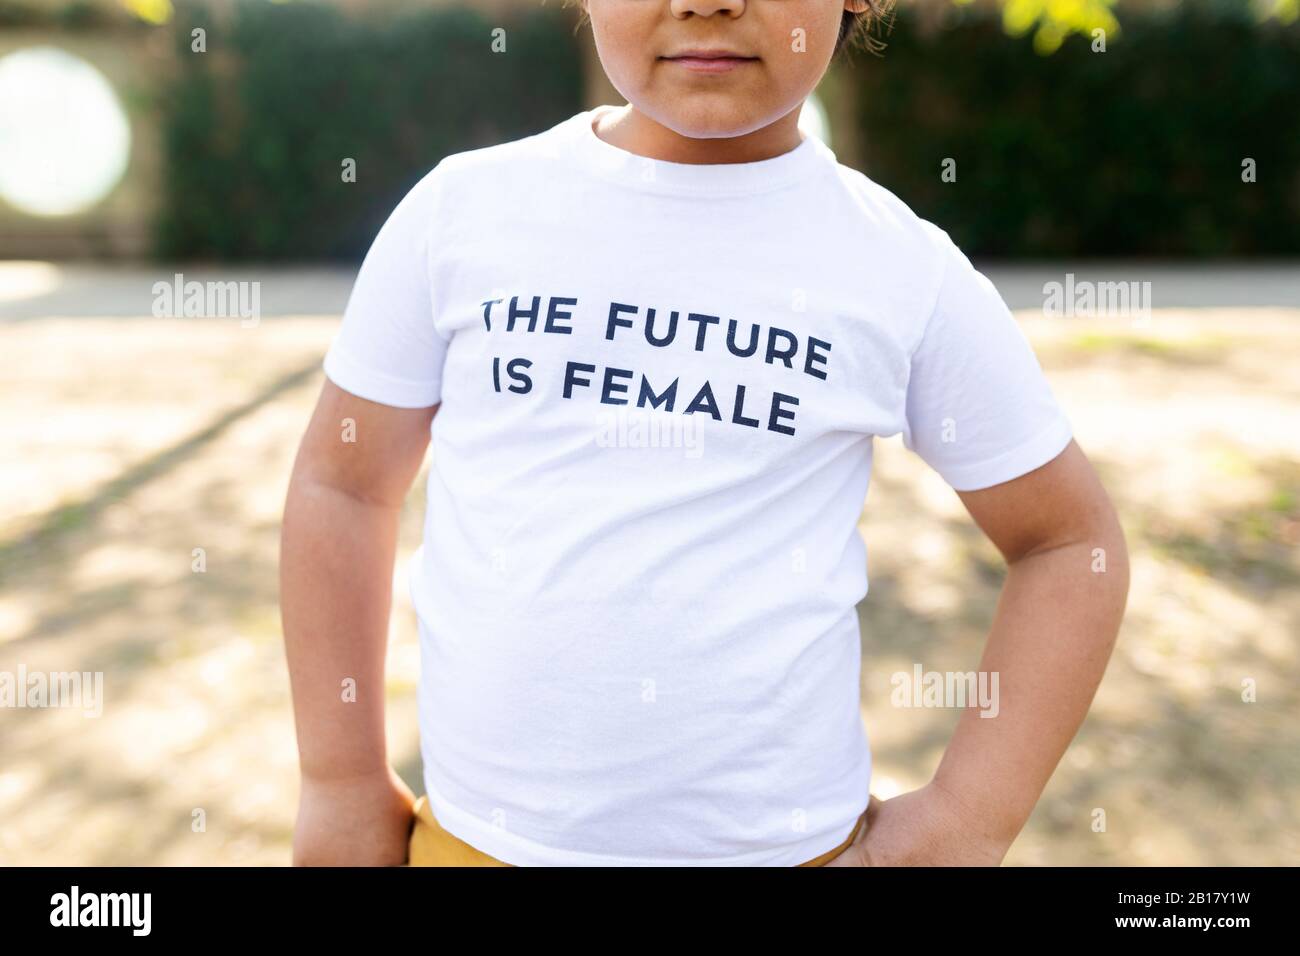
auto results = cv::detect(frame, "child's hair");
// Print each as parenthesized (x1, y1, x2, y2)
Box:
(837, 2, 895, 58)
(560, 2, 895, 59)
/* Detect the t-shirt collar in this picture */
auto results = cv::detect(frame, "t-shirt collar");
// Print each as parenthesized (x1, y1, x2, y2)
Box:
(569, 104, 834, 196)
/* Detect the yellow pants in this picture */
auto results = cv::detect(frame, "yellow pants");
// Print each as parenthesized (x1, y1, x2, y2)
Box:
(407, 794, 866, 867)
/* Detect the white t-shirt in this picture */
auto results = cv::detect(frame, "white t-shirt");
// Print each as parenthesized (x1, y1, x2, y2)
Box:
(321, 104, 1073, 866)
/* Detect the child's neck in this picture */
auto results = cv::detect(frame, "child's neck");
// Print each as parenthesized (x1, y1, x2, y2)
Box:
(592, 103, 805, 166)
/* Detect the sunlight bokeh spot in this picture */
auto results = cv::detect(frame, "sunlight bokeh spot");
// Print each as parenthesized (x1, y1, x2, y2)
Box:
(0, 47, 131, 217)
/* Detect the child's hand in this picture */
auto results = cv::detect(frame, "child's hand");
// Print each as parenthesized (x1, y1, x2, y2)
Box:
(292, 766, 416, 866)
(824, 784, 1010, 867)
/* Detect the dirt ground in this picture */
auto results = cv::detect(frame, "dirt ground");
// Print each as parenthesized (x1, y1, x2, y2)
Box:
(0, 270, 1296, 865)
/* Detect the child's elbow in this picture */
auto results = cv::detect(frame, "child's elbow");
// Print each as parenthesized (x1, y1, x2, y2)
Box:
(1092, 498, 1131, 620)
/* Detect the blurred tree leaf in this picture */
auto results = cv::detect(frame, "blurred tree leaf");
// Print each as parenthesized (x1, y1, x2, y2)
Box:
(120, 0, 172, 24)
(999, 0, 1121, 54)
(1256, 0, 1298, 24)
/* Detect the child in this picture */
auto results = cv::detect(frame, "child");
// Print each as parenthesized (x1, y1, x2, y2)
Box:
(281, 0, 1129, 867)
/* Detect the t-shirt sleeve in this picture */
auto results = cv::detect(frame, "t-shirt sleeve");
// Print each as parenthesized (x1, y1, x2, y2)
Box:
(901, 229, 1073, 492)
(321, 165, 450, 408)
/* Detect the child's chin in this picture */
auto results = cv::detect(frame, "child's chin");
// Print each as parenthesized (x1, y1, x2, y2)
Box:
(648, 98, 776, 141)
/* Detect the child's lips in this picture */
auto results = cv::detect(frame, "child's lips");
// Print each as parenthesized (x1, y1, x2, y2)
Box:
(661, 54, 759, 75)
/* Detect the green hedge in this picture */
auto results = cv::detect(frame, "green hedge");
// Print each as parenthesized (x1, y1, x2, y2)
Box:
(158, 0, 1298, 259)
(853, 0, 1300, 256)
(158, 0, 584, 260)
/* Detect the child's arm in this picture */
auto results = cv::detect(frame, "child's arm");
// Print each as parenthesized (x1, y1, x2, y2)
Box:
(280, 379, 437, 865)
(830, 440, 1129, 866)
(940, 439, 1129, 848)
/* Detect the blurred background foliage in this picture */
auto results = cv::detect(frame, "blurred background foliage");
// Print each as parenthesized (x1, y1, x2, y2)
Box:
(112, 0, 1300, 43)
(145, 0, 1298, 260)
(2, 0, 1295, 259)
(157, 0, 584, 259)
(858, 0, 1300, 256)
